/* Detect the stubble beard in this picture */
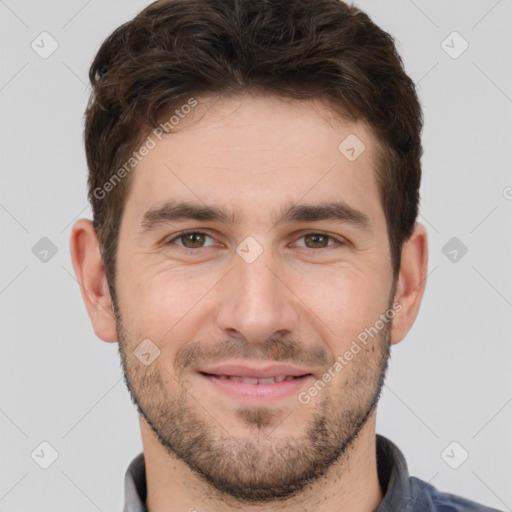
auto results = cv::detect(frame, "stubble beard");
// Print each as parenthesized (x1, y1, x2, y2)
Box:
(114, 304, 391, 504)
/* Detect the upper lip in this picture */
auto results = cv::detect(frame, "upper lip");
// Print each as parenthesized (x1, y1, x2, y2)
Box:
(198, 363, 313, 379)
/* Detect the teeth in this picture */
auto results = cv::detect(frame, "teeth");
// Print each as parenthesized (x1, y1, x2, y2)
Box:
(240, 377, 259, 384)
(213, 375, 300, 384)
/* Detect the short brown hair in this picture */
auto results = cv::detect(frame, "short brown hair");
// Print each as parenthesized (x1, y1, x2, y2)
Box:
(85, 0, 423, 294)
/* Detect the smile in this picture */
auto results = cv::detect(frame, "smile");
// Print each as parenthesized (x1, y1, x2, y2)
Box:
(198, 372, 314, 402)
(201, 373, 304, 384)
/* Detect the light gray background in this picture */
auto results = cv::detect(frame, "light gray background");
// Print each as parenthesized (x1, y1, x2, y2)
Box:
(1, 0, 511, 510)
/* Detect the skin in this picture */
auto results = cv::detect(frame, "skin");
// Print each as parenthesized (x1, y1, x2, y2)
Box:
(71, 91, 428, 512)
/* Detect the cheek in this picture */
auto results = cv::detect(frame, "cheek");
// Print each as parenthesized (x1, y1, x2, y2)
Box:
(298, 265, 390, 348)
(118, 264, 217, 340)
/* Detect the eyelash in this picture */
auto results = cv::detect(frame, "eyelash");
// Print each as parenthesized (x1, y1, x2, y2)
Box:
(165, 230, 345, 254)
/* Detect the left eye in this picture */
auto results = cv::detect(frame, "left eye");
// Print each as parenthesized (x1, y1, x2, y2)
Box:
(294, 233, 337, 249)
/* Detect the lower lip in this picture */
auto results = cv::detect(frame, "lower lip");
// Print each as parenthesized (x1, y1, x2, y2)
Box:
(199, 373, 314, 402)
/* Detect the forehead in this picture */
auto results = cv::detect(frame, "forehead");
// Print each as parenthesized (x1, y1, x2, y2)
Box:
(123, 92, 384, 228)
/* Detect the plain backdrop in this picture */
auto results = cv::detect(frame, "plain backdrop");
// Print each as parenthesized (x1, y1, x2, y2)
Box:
(1, 0, 511, 510)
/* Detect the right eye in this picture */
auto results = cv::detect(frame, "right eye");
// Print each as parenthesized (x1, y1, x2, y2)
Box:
(165, 230, 218, 252)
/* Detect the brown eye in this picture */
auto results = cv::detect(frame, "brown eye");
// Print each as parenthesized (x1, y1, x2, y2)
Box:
(179, 232, 206, 248)
(303, 233, 331, 249)
(167, 231, 216, 250)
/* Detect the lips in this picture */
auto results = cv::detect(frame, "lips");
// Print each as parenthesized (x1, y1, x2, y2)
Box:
(199, 370, 314, 402)
(197, 363, 314, 402)
(201, 374, 303, 385)
(198, 363, 313, 381)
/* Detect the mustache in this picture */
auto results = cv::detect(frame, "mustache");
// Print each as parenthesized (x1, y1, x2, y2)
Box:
(175, 337, 330, 373)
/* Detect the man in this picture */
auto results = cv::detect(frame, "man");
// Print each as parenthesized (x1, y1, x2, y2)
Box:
(70, 0, 501, 510)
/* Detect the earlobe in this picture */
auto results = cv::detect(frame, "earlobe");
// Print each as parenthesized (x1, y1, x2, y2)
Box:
(69, 219, 118, 343)
(390, 222, 428, 345)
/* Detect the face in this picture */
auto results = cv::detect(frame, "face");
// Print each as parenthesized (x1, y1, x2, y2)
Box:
(112, 92, 396, 502)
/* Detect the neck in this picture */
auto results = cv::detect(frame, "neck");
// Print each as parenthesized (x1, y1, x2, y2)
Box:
(141, 412, 383, 512)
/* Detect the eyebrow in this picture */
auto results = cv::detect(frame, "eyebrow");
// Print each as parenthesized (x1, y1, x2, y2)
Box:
(139, 200, 371, 232)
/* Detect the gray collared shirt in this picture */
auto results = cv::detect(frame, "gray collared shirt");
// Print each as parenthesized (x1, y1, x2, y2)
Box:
(122, 434, 502, 511)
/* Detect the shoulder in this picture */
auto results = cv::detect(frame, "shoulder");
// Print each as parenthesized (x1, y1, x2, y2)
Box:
(408, 476, 503, 512)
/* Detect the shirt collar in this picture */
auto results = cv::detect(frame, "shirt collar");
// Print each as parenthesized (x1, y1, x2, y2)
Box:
(374, 434, 413, 511)
(122, 434, 412, 512)
(123, 451, 147, 512)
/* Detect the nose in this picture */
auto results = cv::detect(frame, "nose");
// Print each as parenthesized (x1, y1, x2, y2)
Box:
(214, 245, 301, 344)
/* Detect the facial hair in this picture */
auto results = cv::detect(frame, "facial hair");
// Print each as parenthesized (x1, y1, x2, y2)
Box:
(114, 304, 392, 504)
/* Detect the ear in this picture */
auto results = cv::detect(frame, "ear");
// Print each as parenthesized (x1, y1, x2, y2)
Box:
(390, 222, 428, 345)
(70, 219, 118, 342)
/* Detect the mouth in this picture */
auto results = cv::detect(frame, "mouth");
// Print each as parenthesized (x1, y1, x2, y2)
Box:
(197, 370, 314, 402)
(199, 372, 310, 384)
